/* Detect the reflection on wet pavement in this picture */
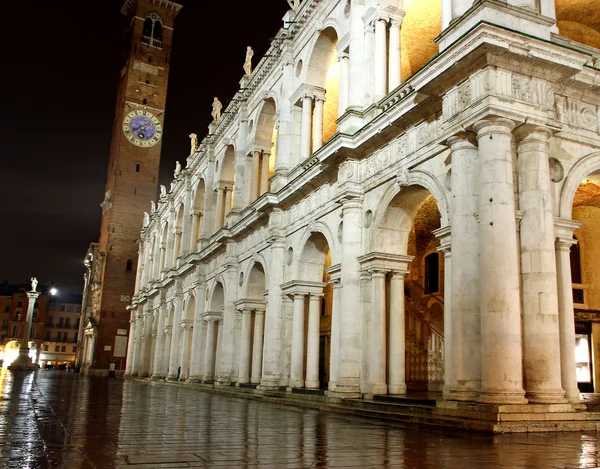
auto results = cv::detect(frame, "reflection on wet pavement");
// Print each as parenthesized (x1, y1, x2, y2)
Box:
(0, 369, 599, 468)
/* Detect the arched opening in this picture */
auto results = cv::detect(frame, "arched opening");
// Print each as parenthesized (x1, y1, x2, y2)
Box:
(190, 180, 205, 251)
(179, 296, 195, 381)
(371, 185, 444, 393)
(571, 168, 600, 392)
(290, 232, 332, 390)
(205, 282, 225, 383)
(163, 305, 175, 377)
(252, 99, 278, 200)
(215, 146, 235, 229)
(173, 204, 184, 260)
(141, 13, 163, 48)
(242, 263, 267, 385)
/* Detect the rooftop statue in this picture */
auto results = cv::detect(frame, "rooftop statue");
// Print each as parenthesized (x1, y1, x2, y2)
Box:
(160, 185, 167, 197)
(30, 277, 38, 292)
(189, 133, 198, 155)
(244, 46, 254, 76)
(174, 161, 182, 177)
(211, 97, 222, 122)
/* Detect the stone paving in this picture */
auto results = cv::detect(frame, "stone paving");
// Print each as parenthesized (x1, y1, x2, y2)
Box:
(1, 369, 600, 468)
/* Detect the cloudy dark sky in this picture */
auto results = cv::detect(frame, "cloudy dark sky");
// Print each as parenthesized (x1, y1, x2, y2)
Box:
(0, 0, 290, 293)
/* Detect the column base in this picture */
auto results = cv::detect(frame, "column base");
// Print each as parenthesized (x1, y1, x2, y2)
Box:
(257, 375, 280, 391)
(478, 390, 528, 405)
(305, 380, 320, 390)
(388, 383, 407, 395)
(369, 383, 388, 396)
(238, 377, 250, 385)
(123, 372, 133, 378)
(151, 374, 165, 380)
(166, 374, 178, 381)
(250, 377, 261, 385)
(186, 375, 201, 383)
(8, 351, 36, 371)
(288, 379, 304, 389)
(445, 389, 480, 402)
(526, 389, 568, 404)
(326, 383, 361, 399)
(140, 372, 150, 378)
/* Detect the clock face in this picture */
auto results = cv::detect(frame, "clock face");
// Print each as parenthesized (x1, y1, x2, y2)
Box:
(122, 110, 163, 147)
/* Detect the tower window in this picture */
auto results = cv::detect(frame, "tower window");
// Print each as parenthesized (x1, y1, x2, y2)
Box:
(142, 14, 163, 49)
(143, 98, 147, 105)
(136, 164, 140, 172)
(126, 259, 133, 272)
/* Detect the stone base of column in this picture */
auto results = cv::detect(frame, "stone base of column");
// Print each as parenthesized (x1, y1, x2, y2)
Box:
(250, 378, 261, 385)
(388, 384, 406, 395)
(369, 383, 388, 396)
(123, 372, 133, 378)
(8, 350, 36, 371)
(257, 376, 281, 391)
(478, 390, 528, 405)
(166, 374, 178, 381)
(186, 376, 200, 383)
(151, 374, 164, 380)
(526, 389, 568, 405)
(238, 377, 250, 385)
(305, 380, 320, 390)
(140, 372, 150, 378)
(445, 389, 480, 402)
(288, 379, 304, 389)
(216, 378, 232, 387)
(326, 383, 361, 399)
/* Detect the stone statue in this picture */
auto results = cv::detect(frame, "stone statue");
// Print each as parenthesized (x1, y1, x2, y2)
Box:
(151, 200, 156, 213)
(30, 277, 38, 292)
(143, 212, 150, 227)
(189, 133, 198, 155)
(243, 46, 254, 76)
(170, 182, 176, 192)
(160, 185, 167, 197)
(174, 161, 182, 177)
(211, 97, 222, 122)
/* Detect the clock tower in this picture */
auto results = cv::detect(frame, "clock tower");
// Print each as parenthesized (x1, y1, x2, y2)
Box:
(79, 0, 182, 376)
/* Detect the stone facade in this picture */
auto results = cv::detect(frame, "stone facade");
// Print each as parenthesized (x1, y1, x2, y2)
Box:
(126, 0, 600, 427)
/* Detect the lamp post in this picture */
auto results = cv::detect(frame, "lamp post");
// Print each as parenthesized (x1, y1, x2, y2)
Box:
(8, 277, 40, 371)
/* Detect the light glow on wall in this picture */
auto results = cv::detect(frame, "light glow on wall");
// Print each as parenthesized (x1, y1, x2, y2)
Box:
(323, 54, 340, 143)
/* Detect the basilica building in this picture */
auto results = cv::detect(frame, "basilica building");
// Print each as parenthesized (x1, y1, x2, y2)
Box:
(125, 0, 600, 431)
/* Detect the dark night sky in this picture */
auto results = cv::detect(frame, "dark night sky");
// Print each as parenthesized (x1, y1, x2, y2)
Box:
(0, 1, 290, 294)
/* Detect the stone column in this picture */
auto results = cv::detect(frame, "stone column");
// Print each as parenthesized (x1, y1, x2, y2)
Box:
(290, 293, 306, 389)
(162, 326, 172, 376)
(540, 0, 557, 21)
(555, 229, 581, 404)
(188, 283, 206, 382)
(364, 22, 376, 103)
(347, 0, 366, 109)
(442, 0, 452, 29)
(388, 271, 407, 395)
(336, 198, 363, 397)
(328, 278, 341, 391)
(124, 313, 136, 377)
(202, 177, 215, 238)
(190, 212, 200, 252)
(437, 235, 452, 399)
(224, 188, 232, 218)
(374, 18, 388, 100)
(516, 126, 565, 404)
(181, 185, 192, 256)
(312, 97, 325, 152)
(447, 133, 481, 401)
(167, 294, 183, 380)
(474, 118, 527, 404)
(305, 294, 322, 389)
(131, 309, 144, 376)
(165, 208, 175, 269)
(238, 309, 253, 385)
(338, 52, 349, 117)
(153, 238, 162, 279)
(151, 302, 167, 379)
(369, 270, 388, 395)
(251, 309, 265, 384)
(203, 317, 218, 382)
(260, 152, 271, 194)
(215, 187, 225, 230)
(300, 96, 313, 160)
(251, 151, 261, 201)
(388, 19, 402, 91)
(179, 322, 191, 380)
(260, 232, 286, 390)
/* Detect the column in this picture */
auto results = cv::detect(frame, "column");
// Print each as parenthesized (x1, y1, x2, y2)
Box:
(474, 118, 527, 404)
(364, 23, 376, 103)
(289, 293, 306, 388)
(260, 152, 270, 194)
(540, 0, 557, 21)
(167, 294, 183, 380)
(300, 96, 313, 160)
(162, 326, 172, 376)
(165, 209, 175, 269)
(347, 0, 366, 109)
(238, 309, 253, 385)
(260, 233, 286, 390)
(190, 212, 200, 252)
(370, 270, 387, 395)
(338, 53, 349, 116)
(312, 98, 324, 152)
(516, 126, 565, 403)
(131, 310, 144, 376)
(328, 280, 341, 390)
(188, 284, 207, 382)
(251, 309, 265, 384)
(202, 177, 215, 237)
(152, 302, 167, 379)
(224, 188, 232, 218)
(305, 294, 322, 389)
(447, 133, 481, 400)
(388, 271, 407, 395)
(124, 314, 136, 377)
(251, 151, 261, 201)
(374, 18, 388, 100)
(388, 19, 401, 91)
(215, 187, 225, 230)
(336, 198, 363, 397)
(181, 188, 192, 256)
(555, 233, 581, 404)
(203, 318, 218, 382)
(179, 322, 191, 380)
(442, 0, 452, 29)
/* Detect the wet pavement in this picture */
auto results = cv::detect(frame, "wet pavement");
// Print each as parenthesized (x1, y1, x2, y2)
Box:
(0, 369, 599, 468)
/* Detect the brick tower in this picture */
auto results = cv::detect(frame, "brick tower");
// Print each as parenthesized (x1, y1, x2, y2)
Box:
(79, 0, 182, 376)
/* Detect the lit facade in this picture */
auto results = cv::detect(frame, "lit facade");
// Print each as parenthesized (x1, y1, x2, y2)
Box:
(126, 0, 600, 431)
(40, 294, 82, 368)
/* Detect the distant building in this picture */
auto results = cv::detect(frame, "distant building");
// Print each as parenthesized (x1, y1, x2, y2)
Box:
(40, 293, 83, 368)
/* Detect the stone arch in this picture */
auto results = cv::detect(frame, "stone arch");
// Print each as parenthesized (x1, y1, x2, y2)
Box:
(297, 231, 332, 282)
(295, 221, 338, 278)
(208, 280, 225, 312)
(244, 262, 267, 300)
(306, 26, 340, 87)
(159, 221, 169, 271)
(165, 303, 175, 328)
(190, 178, 206, 250)
(559, 152, 600, 218)
(217, 145, 236, 185)
(183, 292, 196, 321)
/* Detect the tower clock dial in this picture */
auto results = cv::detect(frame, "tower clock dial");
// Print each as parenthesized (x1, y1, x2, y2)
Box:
(122, 110, 163, 147)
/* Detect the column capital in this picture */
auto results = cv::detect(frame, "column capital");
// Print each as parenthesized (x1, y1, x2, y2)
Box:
(368, 269, 389, 278)
(473, 117, 516, 138)
(514, 124, 553, 144)
(447, 131, 477, 150)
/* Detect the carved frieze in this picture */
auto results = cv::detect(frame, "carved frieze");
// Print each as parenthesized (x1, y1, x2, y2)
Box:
(555, 95, 599, 133)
